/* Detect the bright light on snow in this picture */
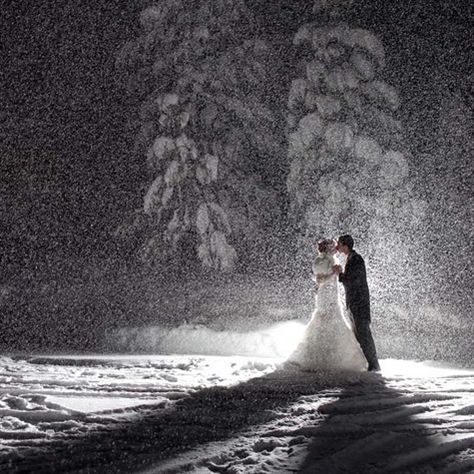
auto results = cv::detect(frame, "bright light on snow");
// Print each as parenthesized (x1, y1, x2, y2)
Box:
(381, 359, 474, 378)
(265, 320, 306, 358)
(2, 354, 474, 473)
(107, 321, 307, 358)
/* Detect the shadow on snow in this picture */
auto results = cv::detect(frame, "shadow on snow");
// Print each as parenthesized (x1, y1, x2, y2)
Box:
(3, 366, 457, 473)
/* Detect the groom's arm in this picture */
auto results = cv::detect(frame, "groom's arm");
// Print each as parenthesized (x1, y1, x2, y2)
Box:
(333, 265, 345, 282)
(341, 255, 366, 284)
(333, 263, 351, 282)
(338, 268, 350, 283)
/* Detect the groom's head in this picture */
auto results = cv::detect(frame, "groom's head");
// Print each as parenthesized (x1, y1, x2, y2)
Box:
(337, 234, 354, 255)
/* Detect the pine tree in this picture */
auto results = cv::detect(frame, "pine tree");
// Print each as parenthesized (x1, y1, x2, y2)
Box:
(116, 0, 281, 272)
(286, 1, 426, 298)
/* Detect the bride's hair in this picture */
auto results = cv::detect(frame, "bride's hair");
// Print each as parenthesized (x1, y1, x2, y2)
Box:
(317, 238, 335, 253)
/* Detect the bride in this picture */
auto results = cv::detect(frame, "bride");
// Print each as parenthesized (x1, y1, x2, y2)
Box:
(287, 238, 367, 372)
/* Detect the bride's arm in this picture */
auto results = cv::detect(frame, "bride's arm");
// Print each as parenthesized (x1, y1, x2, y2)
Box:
(315, 273, 331, 284)
(313, 255, 334, 284)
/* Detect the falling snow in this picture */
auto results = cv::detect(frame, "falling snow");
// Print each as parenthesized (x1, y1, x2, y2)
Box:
(1, 0, 473, 472)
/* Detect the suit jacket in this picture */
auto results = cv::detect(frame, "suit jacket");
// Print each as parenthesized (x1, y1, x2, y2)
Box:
(338, 250, 371, 320)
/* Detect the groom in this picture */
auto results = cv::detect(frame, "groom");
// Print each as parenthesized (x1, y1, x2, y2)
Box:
(333, 235, 380, 372)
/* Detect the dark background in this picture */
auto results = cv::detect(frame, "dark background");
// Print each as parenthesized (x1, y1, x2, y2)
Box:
(1, 0, 472, 279)
(0, 0, 472, 355)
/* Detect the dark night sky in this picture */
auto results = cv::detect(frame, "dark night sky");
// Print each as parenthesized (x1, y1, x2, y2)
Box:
(1, 0, 472, 272)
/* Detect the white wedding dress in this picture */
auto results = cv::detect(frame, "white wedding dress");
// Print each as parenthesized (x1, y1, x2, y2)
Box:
(287, 253, 367, 372)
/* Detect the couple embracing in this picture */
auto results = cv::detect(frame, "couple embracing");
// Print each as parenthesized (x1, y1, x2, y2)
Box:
(287, 235, 380, 373)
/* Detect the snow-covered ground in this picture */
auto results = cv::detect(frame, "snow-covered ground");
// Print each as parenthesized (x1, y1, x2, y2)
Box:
(1, 348, 474, 472)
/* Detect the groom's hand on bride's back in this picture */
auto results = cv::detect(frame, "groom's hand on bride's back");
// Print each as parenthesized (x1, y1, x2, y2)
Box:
(315, 273, 327, 285)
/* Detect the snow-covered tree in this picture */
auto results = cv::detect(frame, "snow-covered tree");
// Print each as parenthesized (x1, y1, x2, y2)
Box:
(286, 2, 426, 298)
(116, 0, 281, 272)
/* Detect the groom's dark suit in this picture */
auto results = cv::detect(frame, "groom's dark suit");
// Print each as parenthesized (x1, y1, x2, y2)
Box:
(339, 250, 380, 371)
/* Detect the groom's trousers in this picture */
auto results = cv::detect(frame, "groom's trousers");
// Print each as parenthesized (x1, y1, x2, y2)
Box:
(352, 315, 380, 370)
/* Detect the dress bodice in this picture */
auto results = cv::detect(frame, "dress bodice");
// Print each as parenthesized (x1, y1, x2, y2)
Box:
(313, 253, 339, 312)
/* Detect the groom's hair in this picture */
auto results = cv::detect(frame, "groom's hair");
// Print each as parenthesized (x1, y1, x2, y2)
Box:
(338, 234, 354, 250)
